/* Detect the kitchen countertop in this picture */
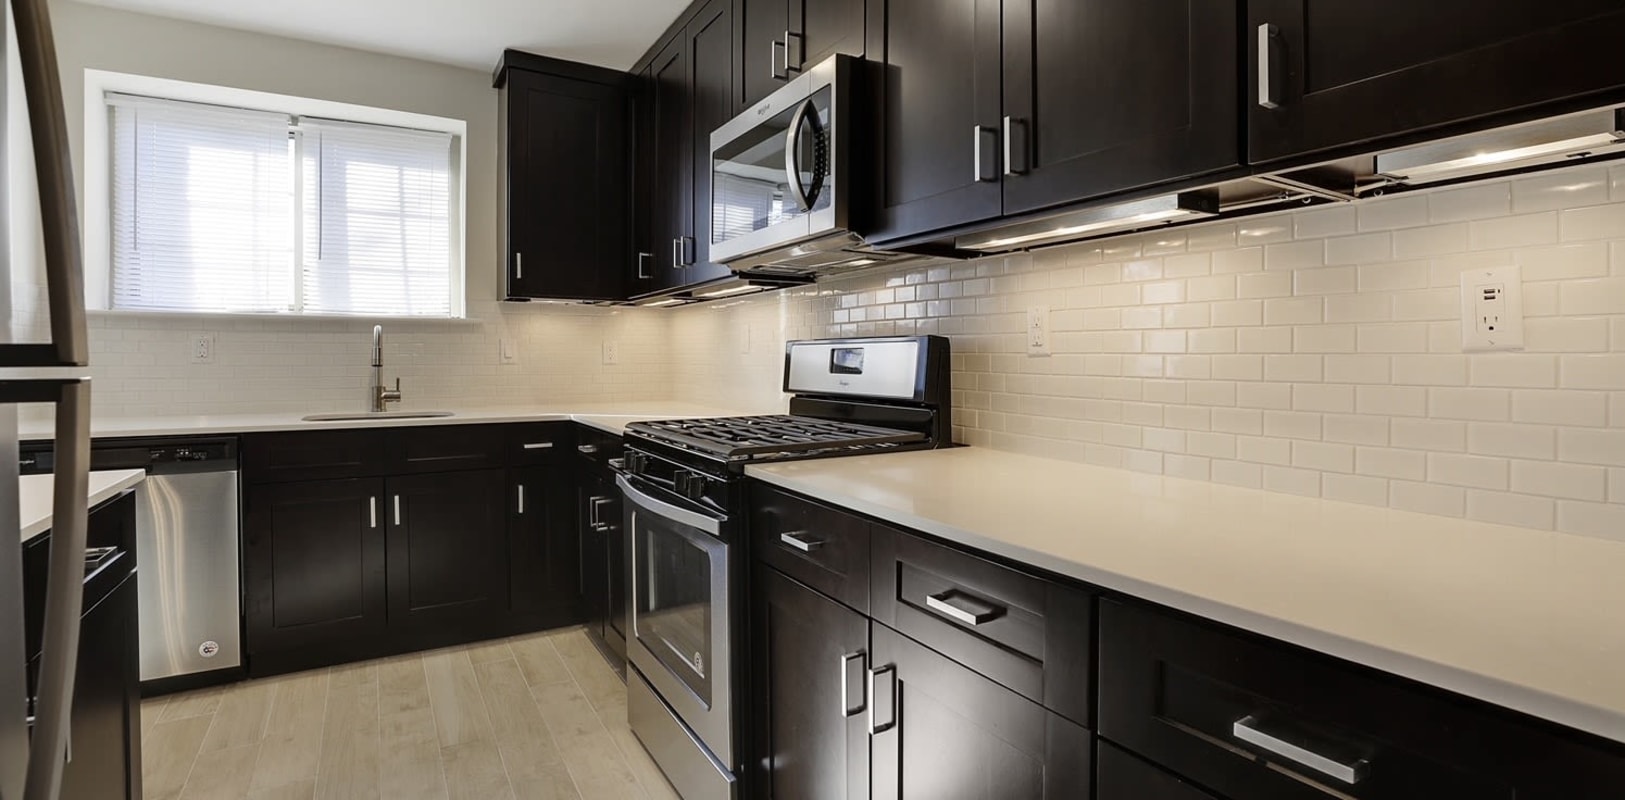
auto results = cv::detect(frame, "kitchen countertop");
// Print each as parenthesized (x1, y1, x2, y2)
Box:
(19, 469, 147, 543)
(18, 402, 748, 440)
(747, 447, 1625, 746)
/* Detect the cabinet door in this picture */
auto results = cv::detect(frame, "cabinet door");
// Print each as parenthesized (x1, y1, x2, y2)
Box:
(793, 0, 865, 74)
(1248, 0, 1625, 164)
(244, 478, 388, 654)
(741, 0, 792, 110)
(870, 625, 1091, 800)
(753, 569, 870, 800)
(509, 464, 581, 628)
(504, 68, 630, 301)
(1097, 742, 1220, 800)
(58, 575, 139, 800)
(579, 472, 627, 663)
(1001, 0, 1239, 214)
(871, 0, 1003, 243)
(631, 65, 659, 295)
(601, 482, 629, 653)
(650, 38, 693, 290)
(385, 470, 507, 634)
(686, 0, 737, 285)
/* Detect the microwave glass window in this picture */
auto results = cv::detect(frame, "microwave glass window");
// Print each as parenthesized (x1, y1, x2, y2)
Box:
(830, 347, 864, 374)
(711, 87, 833, 246)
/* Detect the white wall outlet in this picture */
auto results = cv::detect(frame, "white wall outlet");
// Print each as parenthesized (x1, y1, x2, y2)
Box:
(190, 333, 216, 364)
(1459, 266, 1525, 352)
(1026, 306, 1052, 357)
(602, 341, 620, 365)
(499, 338, 518, 365)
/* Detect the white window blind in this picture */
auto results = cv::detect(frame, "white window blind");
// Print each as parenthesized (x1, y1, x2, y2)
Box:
(108, 93, 458, 317)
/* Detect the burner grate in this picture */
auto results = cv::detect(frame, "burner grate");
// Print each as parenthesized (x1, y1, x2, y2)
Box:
(629, 415, 926, 458)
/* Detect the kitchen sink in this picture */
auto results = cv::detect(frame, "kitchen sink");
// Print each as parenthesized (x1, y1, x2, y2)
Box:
(301, 411, 456, 422)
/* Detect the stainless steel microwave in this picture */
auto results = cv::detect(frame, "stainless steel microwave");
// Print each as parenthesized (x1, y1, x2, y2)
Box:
(708, 55, 914, 277)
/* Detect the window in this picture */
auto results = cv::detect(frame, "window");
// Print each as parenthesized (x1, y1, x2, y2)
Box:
(107, 92, 460, 317)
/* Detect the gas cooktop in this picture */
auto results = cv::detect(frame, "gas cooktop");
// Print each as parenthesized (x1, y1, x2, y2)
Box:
(626, 414, 926, 461)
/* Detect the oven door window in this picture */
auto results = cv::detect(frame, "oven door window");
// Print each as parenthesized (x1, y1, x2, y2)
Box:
(711, 86, 833, 247)
(631, 505, 723, 707)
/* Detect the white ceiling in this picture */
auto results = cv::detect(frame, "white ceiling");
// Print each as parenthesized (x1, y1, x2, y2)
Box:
(73, 0, 691, 72)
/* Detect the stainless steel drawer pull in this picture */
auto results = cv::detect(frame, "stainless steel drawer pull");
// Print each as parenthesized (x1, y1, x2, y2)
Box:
(393, 495, 401, 526)
(515, 252, 523, 279)
(924, 590, 1001, 626)
(779, 531, 823, 553)
(577, 444, 599, 455)
(839, 651, 866, 717)
(522, 442, 554, 450)
(867, 665, 896, 734)
(517, 485, 525, 515)
(369, 497, 378, 529)
(1232, 716, 1369, 785)
(972, 125, 997, 183)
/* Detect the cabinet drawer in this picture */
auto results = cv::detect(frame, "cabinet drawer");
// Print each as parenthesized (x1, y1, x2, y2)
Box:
(573, 426, 622, 469)
(508, 422, 572, 466)
(390, 425, 507, 473)
(244, 429, 390, 483)
(751, 484, 871, 613)
(1098, 742, 1220, 800)
(871, 526, 1093, 726)
(1098, 600, 1625, 800)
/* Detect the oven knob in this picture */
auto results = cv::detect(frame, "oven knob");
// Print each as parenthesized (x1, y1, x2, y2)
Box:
(676, 471, 705, 500)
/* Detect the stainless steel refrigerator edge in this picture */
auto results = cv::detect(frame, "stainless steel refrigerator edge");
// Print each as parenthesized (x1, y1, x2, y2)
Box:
(2, 0, 99, 798)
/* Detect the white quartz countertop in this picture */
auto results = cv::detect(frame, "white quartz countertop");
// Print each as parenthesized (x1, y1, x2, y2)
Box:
(19, 469, 146, 542)
(746, 447, 1625, 745)
(18, 402, 746, 440)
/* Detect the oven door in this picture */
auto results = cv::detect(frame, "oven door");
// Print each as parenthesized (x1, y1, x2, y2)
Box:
(709, 56, 845, 266)
(618, 474, 735, 766)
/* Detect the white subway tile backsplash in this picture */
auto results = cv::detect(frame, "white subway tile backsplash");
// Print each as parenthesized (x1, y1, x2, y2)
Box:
(1427, 452, 1509, 490)
(1558, 278, 1625, 315)
(1513, 168, 1611, 213)
(1515, 242, 1609, 281)
(1468, 211, 1557, 251)
(1294, 205, 1358, 239)
(1469, 355, 1557, 388)
(1325, 355, 1391, 384)
(1187, 275, 1237, 302)
(1264, 410, 1323, 440)
(1511, 460, 1608, 501)
(1391, 289, 1459, 321)
(1558, 203, 1625, 241)
(1391, 480, 1466, 517)
(1393, 223, 1469, 258)
(1356, 323, 1430, 353)
(1556, 501, 1625, 541)
(1466, 422, 1555, 460)
(1392, 355, 1467, 386)
(1560, 355, 1625, 390)
(1211, 459, 1263, 488)
(1430, 183, 1511, 223)
(1357, 386, 1428, 417)
(1357, 447, 1426, 480)
(1263, 465, 1322, 497)
(1467, 491, 1555, 530)
(1358, 195, 1430, 232)
(1523, 317, 1610, 353)
(1293, 267, 1357, 296)
(1610, 468, 1625, 503)
(1511, 390, 1609, 427)
(1264, 298, 1324, 325)
(1266, 241, 1327, 271)
(1428, 388, 1511, 421)
(1324, 414, 1388, 446)
(1557, 428, 1625, 467)
(1325, 233, 1393, 266)
(1293, 440, 1354, 473)
(1324, 474, 1390, 507)
(1213, 407, 1265, 435)
(1392, 418, 1467, 452)
(1237, 272, 1293, 299)
(1211, 300, 1264, 327)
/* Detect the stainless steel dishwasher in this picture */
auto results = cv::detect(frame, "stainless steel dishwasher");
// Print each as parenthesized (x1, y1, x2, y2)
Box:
(25, 437, 242, 684)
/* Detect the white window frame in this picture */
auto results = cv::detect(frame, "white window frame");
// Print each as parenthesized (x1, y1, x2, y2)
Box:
(82, 69, 469, 319)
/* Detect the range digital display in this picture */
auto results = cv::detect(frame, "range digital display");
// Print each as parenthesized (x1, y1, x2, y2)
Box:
(830, 347, 865, 375)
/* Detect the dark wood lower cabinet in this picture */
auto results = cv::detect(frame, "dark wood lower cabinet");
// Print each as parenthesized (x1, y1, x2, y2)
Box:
(580, 470, 627, 668)
(753, 568, 870, 799)
(509, 463, 581, 629)
(1097, 742, 1219, 800)
(244, 478, 388, 658)
(59, 574, 141, 800)
(869, 623, 1091, 800)
(386, 470, 508, 635)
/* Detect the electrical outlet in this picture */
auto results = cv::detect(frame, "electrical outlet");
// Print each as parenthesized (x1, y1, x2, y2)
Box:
(1026, 306, 1051, 357)
(602, 341, 620, 365)
(499, 338, 518, 365)
(1459, 266, 1525, 352)
(190, 333, 216, 364)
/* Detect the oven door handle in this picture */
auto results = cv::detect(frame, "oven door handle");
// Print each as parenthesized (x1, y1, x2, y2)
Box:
(616, 474, 723, 536)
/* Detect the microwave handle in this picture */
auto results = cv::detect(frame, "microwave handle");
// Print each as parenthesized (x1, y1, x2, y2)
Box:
(7, 0, 88, 368)
(783, 98, 816, 213)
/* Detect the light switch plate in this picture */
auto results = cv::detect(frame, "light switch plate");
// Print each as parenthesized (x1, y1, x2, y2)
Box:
(602, 341, 619, 365)
(190, 333, 216, 364)
(1027, 306, 1051, 357)
(499, 338, 518, 365)
(1459, 266, 1525, 352)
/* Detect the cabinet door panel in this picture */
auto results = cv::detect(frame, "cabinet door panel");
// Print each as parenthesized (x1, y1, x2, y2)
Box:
(754, 569, 869, 799)
(579, 471, 627, 665)
(871, 0, 1003, 242)
(741, 0, 792, 109)
(1002, 0, 1238, 214)
(58, 576, 139, 800)
(386, 470, 507, 632)
(870, 625, 1091, 800)
(650, 40, 692, 290)
(687, 0, 736, 285)
(510, 463, 581, 628)
(244, 479, 387, 653)
(795, 0, 865, 71)
(1248, 0, 1625, 163)
(504, 69, 629, 300)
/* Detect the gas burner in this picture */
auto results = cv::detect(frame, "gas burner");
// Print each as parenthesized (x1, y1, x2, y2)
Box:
(628, 414, 925, 461)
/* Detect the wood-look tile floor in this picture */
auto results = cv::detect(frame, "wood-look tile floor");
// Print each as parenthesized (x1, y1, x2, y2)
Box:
(140, 628, 680, 800)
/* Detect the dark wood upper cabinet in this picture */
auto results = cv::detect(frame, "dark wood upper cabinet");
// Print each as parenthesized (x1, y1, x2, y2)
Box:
(753, 569, 871, 800)
(385, 470, 509, 634)
(1247, 0, 1625, 164)
(496, 53, 631, 301)
(648, 38, 693, 290)
(1001, 0, 1239, 215)
(687, 0, 738, 286)
(741, 0, 866, 109)
(869, 0, 1004, 242)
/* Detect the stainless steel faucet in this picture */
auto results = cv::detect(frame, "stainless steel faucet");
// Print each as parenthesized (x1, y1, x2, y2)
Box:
(371, 325, 402, 412)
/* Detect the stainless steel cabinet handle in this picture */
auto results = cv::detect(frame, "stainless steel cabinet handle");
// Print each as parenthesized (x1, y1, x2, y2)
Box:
(370, 497, 378, 529)
(779, 531, 823, 553)
(517, 485, 525, 515)
(588, 494, 610, 527)
(682, 236, 695, 267)
(515, 251, 523, 279)
(578, 444, 599, 455)
(672, 237, 682, 270)
(973, 125, 997, 183)
(592, 497, 614, 528)
(1233, 716, 1369, 784)
(770, 37, 788, 80)
(1258, 23, 1282, 109)
(393, 495, 401, 526)
(784, 30, 803, 74)
(637, 251, 653, 280)
(9, 0, 87, 368)
(867, 665, 896, 735)
(1003, 116, 1028, 175)
(840, 651, 866, 717)
(523, 442, 554, 450)
(924, 590, 1001, 626)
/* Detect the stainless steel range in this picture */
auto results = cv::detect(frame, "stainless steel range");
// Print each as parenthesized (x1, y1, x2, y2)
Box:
(619, 335, 951, 799)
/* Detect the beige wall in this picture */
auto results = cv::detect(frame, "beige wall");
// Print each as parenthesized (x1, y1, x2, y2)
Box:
(21, 1, 673, 417)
